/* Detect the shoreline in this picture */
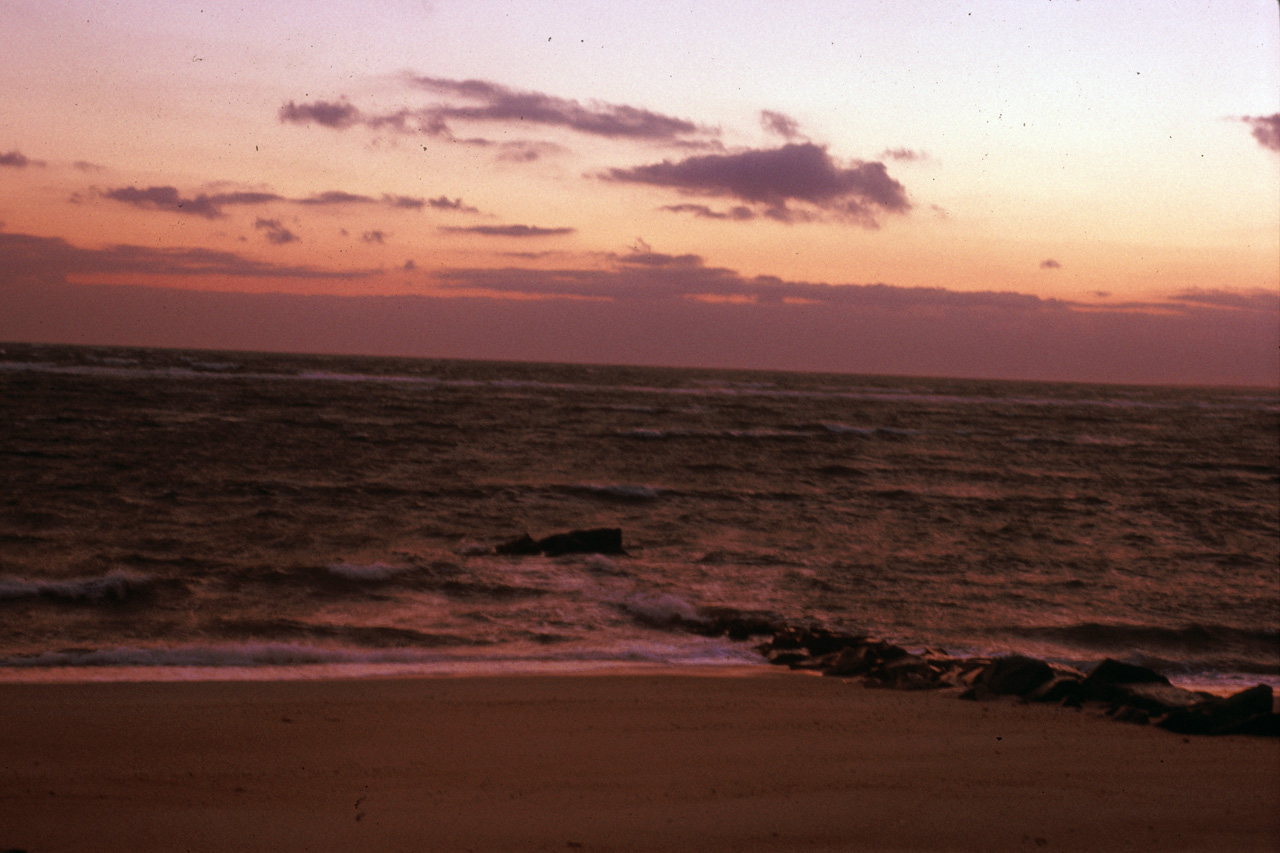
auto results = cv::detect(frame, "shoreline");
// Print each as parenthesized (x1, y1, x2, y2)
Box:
(0, 658, 1275, 696)
(3, 672, 1278, 852)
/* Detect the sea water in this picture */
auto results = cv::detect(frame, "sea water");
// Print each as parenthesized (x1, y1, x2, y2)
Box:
(1, 344, 1276, 689)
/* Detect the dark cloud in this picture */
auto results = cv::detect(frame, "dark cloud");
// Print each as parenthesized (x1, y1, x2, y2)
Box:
(403, 259, 417, 270)
(613, 246, 704, 268)
(427, 195, 479, 213)
(101, 185, 428, 217)
(1241, 113, 1280, 152)
(760, 110, 802, 140)
(103, 186, 227, 218)
(361, 230, 387, 244)
(1, 150, 45, 168)
(881, 148, 926, 162)
(297, 190, 376, 206)
(296, 191, 425, 210)
(0, 231, 368, 281)
(255, 218, 300, 245)
(441, 224, 575, 237)
(406, 75, 708, 141)
(1171, 288, 1280, 312)
(1040, 259, 1062, 269)
(73, 160, 107, 172)
(383, 194, 426, 210)
(432, 251, 1058, 312)
(278, 99, 363, 129)
(496, 140, 565, 162)
(279, 77, 715, 148)
(606, 143, 910, 226)
(661, 203, 756, 221)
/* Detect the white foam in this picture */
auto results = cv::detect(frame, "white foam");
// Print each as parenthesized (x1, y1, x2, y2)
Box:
(822, 423, 876, 436)
(623, 591, 701, 625)
(576, 483, 663, 501)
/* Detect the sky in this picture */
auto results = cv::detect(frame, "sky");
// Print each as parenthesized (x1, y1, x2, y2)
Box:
(2, 0, 1278, 385)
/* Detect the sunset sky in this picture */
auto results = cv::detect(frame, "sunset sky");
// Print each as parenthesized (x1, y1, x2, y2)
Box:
(2, 0, 1278, 385)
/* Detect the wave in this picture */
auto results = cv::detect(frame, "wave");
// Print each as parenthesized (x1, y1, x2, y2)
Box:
(615, 427, 814, 441)
(562, 483, 664, 502)
(0, 637, 763, 675)
(247, 563, 550, 601)
(1007, 622, 1279, 652)
(210, 617, 480, 648)
(4, 349, 1270, 418)
(0, 569, 163, 603)
(326, 561, 409, 582)
(0, 642, 458, 669)
(621, 591, 701, 626)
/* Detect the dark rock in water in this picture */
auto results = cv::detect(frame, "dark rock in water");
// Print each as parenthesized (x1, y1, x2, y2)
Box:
(1071, 658, 1171, 704)
(763, 625, 868, 658)
(496, 528, 625, 556)
(977, 655, 1055, 697)
(694, 607, 784, 640)
(494, 532, 541, 555)
(538, 528, 624, 556)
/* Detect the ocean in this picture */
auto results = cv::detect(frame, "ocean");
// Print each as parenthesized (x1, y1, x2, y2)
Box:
(1, 343, 1277, 691)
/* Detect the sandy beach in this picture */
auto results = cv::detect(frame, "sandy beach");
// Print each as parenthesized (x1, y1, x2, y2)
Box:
(2, 671, 1277, 852)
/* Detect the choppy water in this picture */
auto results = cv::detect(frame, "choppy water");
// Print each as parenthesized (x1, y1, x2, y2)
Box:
(1, 343, 1277, 689)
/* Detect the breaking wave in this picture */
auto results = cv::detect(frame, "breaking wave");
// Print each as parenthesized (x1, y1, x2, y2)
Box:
(0, 569, 162, 603)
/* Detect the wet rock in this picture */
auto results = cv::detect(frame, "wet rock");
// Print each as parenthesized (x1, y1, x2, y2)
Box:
(1109, 705, 1151, 725)
(1027, 675, 1083, 704)
(977, 655, 1055, 698)
(1070, 658, 1170, 704)
(823, 645, 878, 677)
(1218, 683, 1274, 718)
(762, 626, 868, 658)
(763, 647, 810, 667)
(867, 655, 948, 690)
(1159, 684, 1277, 736)
(1107, 683, 1210, 717)
(1220, 713, 1280, 737)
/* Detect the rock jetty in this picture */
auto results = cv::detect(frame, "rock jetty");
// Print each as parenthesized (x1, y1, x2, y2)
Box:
(484, 527, 1276, 736)
(686, 608, 1279, 737)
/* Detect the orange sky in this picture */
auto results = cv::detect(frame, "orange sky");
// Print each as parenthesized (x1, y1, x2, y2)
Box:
(2, 1, 1278, 384)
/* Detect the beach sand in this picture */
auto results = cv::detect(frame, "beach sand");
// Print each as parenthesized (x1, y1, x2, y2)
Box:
(2, 670, 1277, 852)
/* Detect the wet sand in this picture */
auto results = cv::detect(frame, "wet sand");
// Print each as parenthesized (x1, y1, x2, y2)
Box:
(2, 671, 1277, 852)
